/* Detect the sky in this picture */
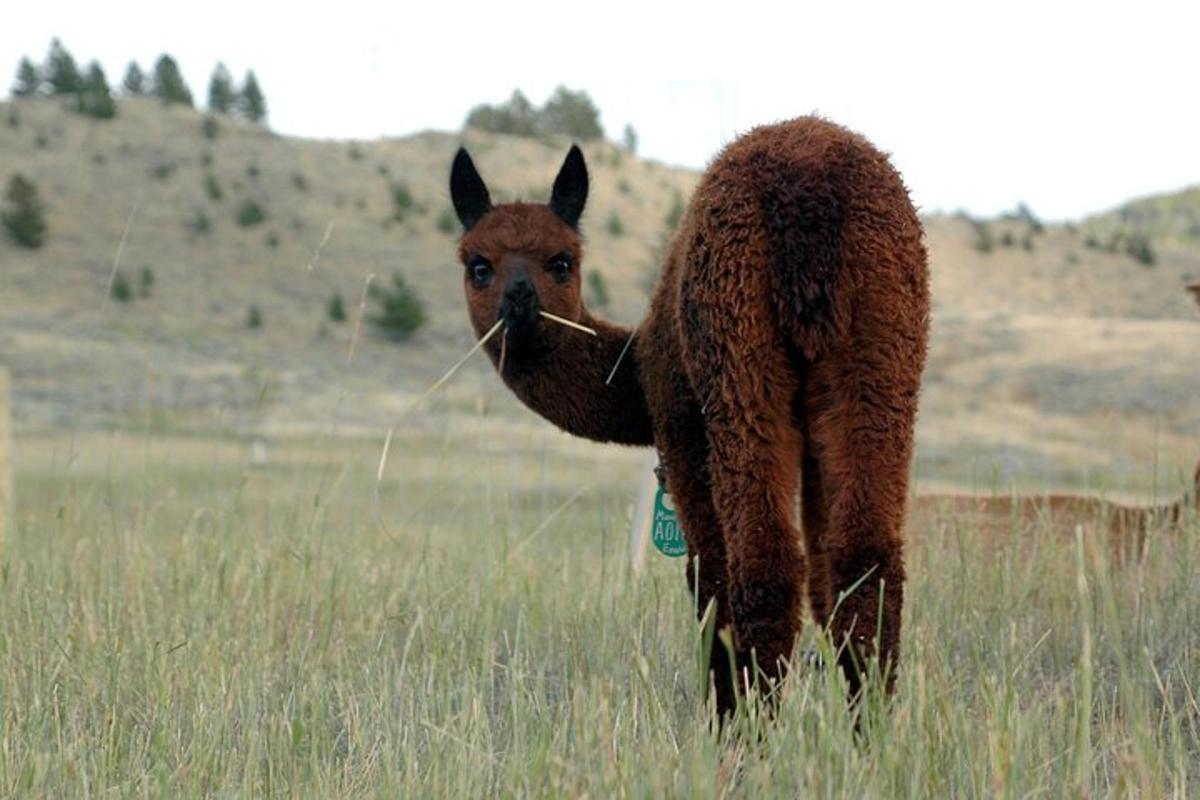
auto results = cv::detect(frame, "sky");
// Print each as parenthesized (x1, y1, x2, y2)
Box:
(3, 0, 1198, 221)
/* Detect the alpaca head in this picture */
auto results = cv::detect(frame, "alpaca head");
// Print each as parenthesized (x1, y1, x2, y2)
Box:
(450, 145, 590, 357)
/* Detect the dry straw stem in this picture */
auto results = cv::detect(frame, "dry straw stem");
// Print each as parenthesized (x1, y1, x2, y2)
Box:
(374, 319, 505, 486)
(306, 220, 335, 272)
(102, 203, 139, 314)
(498, 328, 508, 376)
(539, 311, 596, 336)
(606, 330, 637, 385)
(347, 272, 376, 363)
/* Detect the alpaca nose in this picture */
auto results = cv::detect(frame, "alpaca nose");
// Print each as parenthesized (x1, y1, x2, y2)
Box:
(500, 277, 539, 329)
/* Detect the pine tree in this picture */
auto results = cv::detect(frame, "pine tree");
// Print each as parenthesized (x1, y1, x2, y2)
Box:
(207, 63, 235, 114)
(238, 71, 266, 124)
(45, 39, 82, 96)
(2, 174, 48, 249)
(78, 62, 116, 119)
(12, 57, 41, 97)
(122, 62, 145, 95)
(153, 54, 193, 106)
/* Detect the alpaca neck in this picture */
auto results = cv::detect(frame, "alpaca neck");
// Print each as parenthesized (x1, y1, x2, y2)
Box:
(496, 310, 654, 447)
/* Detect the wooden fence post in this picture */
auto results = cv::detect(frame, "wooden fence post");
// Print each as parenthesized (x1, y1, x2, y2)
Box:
(0, 368, 11, 552)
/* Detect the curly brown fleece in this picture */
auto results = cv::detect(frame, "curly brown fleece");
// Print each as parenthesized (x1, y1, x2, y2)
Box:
(450, 116, 930, 715)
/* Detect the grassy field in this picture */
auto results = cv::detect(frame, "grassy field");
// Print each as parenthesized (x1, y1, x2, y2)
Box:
(2, 427, 1197, 797)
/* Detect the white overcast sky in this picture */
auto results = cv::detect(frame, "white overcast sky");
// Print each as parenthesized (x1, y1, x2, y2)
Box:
(3, 0, 1198, 220)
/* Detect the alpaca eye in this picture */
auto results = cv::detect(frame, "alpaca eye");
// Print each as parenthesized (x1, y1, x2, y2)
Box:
(468, 258, 493, 288)
(547, 255, 573, 284)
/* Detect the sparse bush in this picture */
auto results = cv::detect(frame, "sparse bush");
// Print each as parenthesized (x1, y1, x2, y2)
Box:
(204, 173, 222, 201)
(111, 270, 133, 303)
(2, 174, 48, 248)
(185, 210, 212, 235)
(392, 183, 413, 209)
(150, 163, 174, 181)
(606, 211, 625, 237)
(202, 115, 220, 140)
(246, 305, 263, 329)
(348, 144, 363, 161)
(390, 183, 417, 222)
(290, 172, 309, 192)
(369, 272, 426, 341)
(1021, 233, 1034, 252)
(1012, 202, 1044, 235)
(6, 109, 19, 129)
(1084, 234, 1100, 249)
(265, 232, 279, 249)
(436, 208, 457, 234)
(1125, 232, 1156, 266)
(246, 162, 260, 180)
(623, 124, 638, 154)
(328, 292, 347, 323)
(999, 230, 1015, 247)
(617, 178, 632, 195)
(138, 266, 154, 298)
(237, 199, 266, 227)
(665, 189, 685, 230)
(377, 164, 390, 176)
(641, 230, 670, 297)
(586, 270, 610, 309)
(971, 219, 994, 254)
(201, 152, 213, 167)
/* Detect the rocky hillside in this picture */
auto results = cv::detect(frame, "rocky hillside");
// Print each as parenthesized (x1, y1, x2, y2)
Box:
(2, 96, 1198, 489)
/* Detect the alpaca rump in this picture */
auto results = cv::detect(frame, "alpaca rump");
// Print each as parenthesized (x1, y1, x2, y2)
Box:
(450, 117, 930, 715)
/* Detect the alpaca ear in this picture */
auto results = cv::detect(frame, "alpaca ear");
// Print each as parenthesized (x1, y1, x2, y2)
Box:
(450, 148, 492, 230)
(549, 145, 588, 229)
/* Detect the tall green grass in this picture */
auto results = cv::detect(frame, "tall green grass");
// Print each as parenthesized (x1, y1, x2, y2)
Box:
(1, 431, 1197, 797)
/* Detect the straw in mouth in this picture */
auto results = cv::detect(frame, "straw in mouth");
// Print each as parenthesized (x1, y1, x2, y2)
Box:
(538, 310, 597, 336)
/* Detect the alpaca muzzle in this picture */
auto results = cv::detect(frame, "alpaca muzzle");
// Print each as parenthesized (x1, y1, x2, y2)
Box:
(500, 277, 540, 333)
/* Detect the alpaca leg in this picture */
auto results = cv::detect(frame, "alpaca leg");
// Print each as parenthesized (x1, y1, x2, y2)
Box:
(703, 388, 806, 696)
(800, 445, 833, 628)
(657, 416, 737, 716)
(807, 370, 914, 697)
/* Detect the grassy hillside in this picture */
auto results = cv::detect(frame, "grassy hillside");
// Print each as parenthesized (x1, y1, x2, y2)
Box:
(0, 97, 696, 432)
(1, 96, 1198, 490)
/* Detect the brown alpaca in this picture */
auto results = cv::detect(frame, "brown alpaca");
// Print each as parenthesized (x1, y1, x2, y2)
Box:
(910, 460, 1199, 563)
(449, 117, 929, 715)
(1188, 282, 1200, 309)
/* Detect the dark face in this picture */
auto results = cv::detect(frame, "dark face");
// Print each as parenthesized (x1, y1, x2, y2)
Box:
(449, 146, 590, 359)
(458, 204, 583, 350)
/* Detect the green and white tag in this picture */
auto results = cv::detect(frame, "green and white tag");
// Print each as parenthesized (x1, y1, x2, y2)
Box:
(651, 483, 687, 557)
